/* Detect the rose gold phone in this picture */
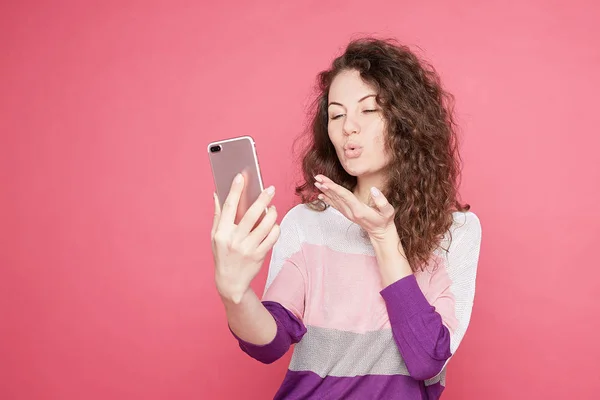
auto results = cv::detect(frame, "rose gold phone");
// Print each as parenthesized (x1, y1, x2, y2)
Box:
(207, 135, 265, 225)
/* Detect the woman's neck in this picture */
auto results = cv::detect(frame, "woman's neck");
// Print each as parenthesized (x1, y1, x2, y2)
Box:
(354, 173, 386, 204)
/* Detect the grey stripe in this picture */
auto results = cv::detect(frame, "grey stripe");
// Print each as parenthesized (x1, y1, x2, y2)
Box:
(425, 369, 445, 386)
(289, 325, 445, 385)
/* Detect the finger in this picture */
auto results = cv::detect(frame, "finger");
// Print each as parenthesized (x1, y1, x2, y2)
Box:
(211, 192, 221, 239)
(319, 191, 367, 222)
(315, 175, 358, 206)
(255, 223, 281, 257)
(369, 187, 395, 217)
(236, 185, 276, 238)
(219, 173, 244, 227)
(316, 176, 366, 219)
(317, 193, 335, 209)
(235, 169, 251, 225)
(317, 193, 328, 205)
(244, 205, 277, 248)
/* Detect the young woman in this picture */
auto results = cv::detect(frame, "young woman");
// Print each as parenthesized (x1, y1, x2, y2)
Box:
(211, 37, 482, 399)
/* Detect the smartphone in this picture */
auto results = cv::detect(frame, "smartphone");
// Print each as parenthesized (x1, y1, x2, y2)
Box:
(207, 135, 265, 225)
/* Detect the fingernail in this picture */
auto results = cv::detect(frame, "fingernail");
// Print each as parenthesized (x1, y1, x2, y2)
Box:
(314, 175, 323, 182)
(234, 173, 243, 183)
(370, 187, 380, 197)
(265, 186, 275, 195)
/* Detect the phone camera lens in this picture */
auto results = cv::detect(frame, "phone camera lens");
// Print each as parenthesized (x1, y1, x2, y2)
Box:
(210, 145, 222, 153)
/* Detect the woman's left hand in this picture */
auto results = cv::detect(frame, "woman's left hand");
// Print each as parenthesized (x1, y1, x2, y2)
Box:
(314, 175, 397, 242)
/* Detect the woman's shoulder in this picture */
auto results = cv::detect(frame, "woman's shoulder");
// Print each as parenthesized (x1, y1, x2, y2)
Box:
(278, 203, 344, 242)
(450, 210, 481, 232)
(442, 210, 482, 251)
(279, 202, 326, 226)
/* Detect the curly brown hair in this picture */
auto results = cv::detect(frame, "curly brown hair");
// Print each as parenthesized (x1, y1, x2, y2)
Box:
(294, 37, 470, 271)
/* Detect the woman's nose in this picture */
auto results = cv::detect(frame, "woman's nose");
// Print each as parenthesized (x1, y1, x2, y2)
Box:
(342, 116, 360, 136)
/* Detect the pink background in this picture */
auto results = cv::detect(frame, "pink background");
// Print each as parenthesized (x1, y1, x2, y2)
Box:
(2, 1, 599, 399)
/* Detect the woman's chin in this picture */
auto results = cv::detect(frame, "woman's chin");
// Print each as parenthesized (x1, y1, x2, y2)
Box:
(342, 160, 387, 179)
(342, 164, 368, 177)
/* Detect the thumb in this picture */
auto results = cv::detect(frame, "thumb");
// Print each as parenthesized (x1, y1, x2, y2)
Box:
(211, 192, 221, 239)
(370, 187, 395, 217)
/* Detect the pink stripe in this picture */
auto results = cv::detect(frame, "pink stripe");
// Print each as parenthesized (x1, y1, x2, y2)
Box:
(264, 243, 457, 334)
(263, 252, 306, 320)
(414, 255, 459, 334)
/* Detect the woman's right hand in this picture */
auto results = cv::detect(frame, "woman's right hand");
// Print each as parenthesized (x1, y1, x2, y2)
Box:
(211, 173, 280, 304)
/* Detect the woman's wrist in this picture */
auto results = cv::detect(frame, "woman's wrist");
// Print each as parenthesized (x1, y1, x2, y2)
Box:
(216, 278, 252, 305)
(369, 228, 413, 286)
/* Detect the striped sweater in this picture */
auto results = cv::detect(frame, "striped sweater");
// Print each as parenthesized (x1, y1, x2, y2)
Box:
(233, 204, 482, 399)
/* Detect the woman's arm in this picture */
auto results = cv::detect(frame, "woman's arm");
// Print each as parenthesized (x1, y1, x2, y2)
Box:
(373, 212, 482, 380)
(225, 259, 308, 364)
(223, 288, 278, 346)
(221, 199, 308, 364)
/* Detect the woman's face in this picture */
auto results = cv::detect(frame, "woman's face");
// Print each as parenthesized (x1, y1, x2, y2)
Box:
(327, 69, 391, 179)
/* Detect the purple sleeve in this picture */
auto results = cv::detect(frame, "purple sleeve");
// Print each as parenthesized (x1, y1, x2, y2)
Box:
(230, 301, 307, 364)
(380, 274, 452, 380)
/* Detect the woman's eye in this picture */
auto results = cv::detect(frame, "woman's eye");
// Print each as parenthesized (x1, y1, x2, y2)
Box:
(330, 114, 344, 120)
(363, 109, 378, 113)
